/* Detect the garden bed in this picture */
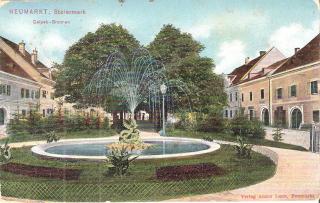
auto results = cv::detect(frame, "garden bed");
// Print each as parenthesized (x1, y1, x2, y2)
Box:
(1, 163, 82, 180)
(156, 163, 226, 181)
(0, 145, 276, 201)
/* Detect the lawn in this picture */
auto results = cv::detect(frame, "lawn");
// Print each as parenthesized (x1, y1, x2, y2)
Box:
(2, 129, 117, 143)
(167, 129, 307, 151)
(0, 145, 276, 202)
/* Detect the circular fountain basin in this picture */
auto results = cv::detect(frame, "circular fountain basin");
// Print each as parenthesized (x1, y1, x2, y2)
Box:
(31, 137, 220, 160)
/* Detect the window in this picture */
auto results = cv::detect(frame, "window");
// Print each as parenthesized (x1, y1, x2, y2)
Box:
(21, 110, 26, 117)
(47, 109, 50, 115)
(230, 110, 233, 118)
(241, 93, 244, 102)
(0, 108, 4, 125)
(42, 109, 46, 117)
(249, 92, 253, 101)
(42, 90, 47, 98)
(311, 81, 318, 94)
(249, 109, 254, 120)
(313, 110, 320, 123)
(225, 110, 228, 118)
(277, 88, 283, 99)
(6, 85, 11, 96)
(0, 84, 6, 95)
(25, 89, 30, 98)
(21, 88, 25, 98)
(35, 90, 40, 99)
(229, 93, 232, 102)
(31, 90, 35, 99)
(235, 110, 238, 116)
(261, 89, 264, 100)
(235, 92, 238, 101)
(290, 85, 297, 97)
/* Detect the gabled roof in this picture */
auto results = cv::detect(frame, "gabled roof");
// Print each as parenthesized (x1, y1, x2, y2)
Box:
(273, 33, 320, 74)
(0, 49, 35, 81)
(0, 36, 50, 79)
(228, 54, 265, 85)
(238, 58, 287, 84)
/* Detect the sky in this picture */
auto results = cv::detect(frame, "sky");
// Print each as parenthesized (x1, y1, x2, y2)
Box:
(0, 0, 319, 74)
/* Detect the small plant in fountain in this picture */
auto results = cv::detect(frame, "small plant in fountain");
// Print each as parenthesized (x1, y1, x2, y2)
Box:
(272, 121, 284, 142)
(106, 119, 149, 176)
(233, 136, 253, 159)
(105, 142, 139, 177)
(45, 131, 60, 143)
(119, 119, 143, 146)
(0, 140, 11, 164)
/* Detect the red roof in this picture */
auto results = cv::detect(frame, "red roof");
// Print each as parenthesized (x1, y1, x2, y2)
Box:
(0, 36, 50, 79)
(0, 50, 35, 81)
(273, 33, 320, 74)
(238, 58, 287, 84)
(228, 54, 265, 85)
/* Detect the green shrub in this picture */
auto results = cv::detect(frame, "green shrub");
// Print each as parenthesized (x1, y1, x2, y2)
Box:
(202, 135, 214, 142)
(230, 115, 265, 139)
(102, 117, 110, 129)
(7, 114, 28, 135)
(233, 136, 253, 159)
(272, 123, 284, 142)
(7, 111, 108, 137)
(105, 143, 139, 177)
(196, 113, 227, 132)
(0, 140, 11, 164)
(45, 131, 60, 143)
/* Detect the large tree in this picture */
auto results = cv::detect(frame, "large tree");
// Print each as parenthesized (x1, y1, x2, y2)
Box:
(55, 24, 140, 106)
(148, 24, 226, 113)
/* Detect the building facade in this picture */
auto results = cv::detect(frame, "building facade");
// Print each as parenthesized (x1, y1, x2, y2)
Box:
(0, 37, 56, 135)
(225, 33, 320, 129)
(224, 47, 286, 120)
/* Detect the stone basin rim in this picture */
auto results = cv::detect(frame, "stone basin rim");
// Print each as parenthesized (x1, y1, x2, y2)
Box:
(31, 136, 221, 160)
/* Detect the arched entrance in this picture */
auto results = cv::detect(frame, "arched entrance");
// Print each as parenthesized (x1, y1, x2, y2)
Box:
(0, 108, 5, 125)
(262, 108, 269, 126)
(291, 108, 302, 129)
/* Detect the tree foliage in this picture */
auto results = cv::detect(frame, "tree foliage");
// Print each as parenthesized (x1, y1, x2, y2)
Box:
(148, 24, 226, 113)
(55, 24, 141, 106)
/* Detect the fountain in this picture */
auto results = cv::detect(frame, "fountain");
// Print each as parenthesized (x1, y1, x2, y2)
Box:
(84, 48, 191, 123)
(31, 49, 221, 161)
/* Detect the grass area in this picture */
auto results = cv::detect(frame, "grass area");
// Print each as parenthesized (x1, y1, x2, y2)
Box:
(2, 129, 117, 143)
(167, 129, 307, 151)
(1, 145, 275, 202)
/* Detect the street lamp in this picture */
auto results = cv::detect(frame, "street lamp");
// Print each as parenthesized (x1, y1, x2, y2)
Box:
(160, 84, 167, 136)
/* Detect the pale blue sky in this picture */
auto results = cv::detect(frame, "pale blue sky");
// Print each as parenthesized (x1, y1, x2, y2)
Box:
(0, 0, 318, 73)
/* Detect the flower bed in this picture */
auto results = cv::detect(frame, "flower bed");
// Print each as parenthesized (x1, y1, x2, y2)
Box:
(156, 163, 225, 181)
(1, 163, 81, 180)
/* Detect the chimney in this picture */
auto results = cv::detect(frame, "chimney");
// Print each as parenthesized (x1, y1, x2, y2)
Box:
(18, 40, 26, 55)
(245, 57, 250, 64)
(31, 48, 38, 65)
(259, 51, 266, 56)
(294, 47, 300, 53)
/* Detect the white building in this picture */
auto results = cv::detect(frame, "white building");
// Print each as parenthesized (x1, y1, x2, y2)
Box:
(0, 37, 56, 135)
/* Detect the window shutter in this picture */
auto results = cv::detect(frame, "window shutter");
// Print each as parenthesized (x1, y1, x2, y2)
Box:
(307, 82, 311, 95)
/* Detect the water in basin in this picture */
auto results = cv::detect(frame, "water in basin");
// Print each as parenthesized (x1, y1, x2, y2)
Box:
(45, 140, 210, 156)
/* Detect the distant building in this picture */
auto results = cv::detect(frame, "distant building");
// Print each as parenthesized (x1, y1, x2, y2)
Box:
(224, 47, 286, 120)
(224, 33, 320, 129)
(0, 37, 56, 135)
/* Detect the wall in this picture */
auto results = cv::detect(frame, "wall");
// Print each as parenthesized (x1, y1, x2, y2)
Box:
(239, 77, 270, 123)
(271, 63, 320, 127)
